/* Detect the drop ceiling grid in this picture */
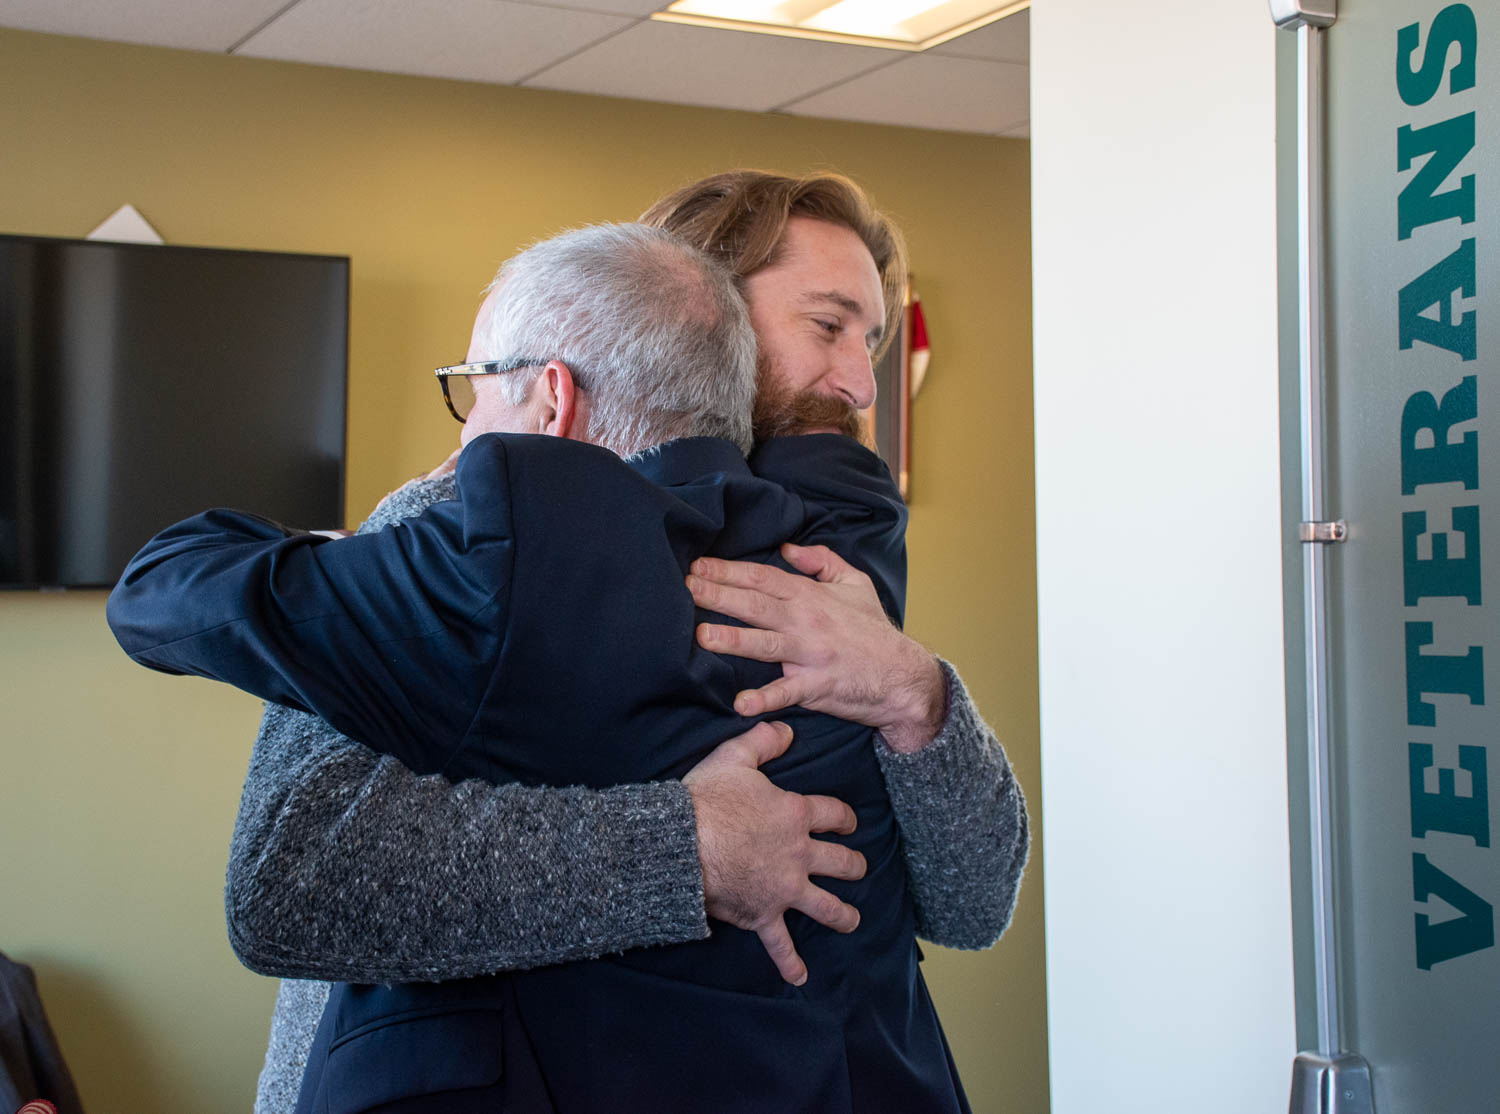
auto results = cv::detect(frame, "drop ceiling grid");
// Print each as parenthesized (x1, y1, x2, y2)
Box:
(235, 0, 636, 86)
(0, 0, 1030, 135)
(0, 0, 296, 51)
(931, 7, 1028, 62)
(781, 53, 1029, 136)
(519, 20, 898, 114)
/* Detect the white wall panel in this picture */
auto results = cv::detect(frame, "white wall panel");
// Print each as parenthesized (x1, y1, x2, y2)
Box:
(1031, 3, 1296, 1110)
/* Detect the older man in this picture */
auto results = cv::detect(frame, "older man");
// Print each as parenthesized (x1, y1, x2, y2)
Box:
(110, 220, 973, 1112)
(222, 171, 1029, 1113)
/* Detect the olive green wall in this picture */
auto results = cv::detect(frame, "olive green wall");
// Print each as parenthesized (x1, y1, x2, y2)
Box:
(0, 27, 1042, 1113)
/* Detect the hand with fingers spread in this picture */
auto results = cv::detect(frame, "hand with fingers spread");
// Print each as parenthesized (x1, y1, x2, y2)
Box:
(686, 543, 947, 754)
(682, 720, 866, 986)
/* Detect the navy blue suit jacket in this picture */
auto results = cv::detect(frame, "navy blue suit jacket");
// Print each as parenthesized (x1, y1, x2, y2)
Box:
(109, 433, 967, 1114)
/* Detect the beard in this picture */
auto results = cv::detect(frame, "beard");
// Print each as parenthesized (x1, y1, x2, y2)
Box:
(750, 352, 871, 445)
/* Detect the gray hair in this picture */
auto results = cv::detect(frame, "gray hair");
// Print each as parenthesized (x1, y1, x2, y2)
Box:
(472, 223, 756, 456)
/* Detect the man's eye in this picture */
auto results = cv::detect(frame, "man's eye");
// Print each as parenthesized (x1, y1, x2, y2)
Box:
(815, 319, 840, 335)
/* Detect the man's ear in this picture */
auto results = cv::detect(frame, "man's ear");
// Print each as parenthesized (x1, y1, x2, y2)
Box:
(536, 360, 586, 440)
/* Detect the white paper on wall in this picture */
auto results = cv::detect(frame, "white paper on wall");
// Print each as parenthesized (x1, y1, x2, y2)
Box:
(87, 204, 164, 244)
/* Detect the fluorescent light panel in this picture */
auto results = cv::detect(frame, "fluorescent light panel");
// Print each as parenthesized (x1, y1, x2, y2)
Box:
(653, 0, 1027, 51)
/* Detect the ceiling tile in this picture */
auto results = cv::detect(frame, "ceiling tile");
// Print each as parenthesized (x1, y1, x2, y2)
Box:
(523, 20, 892, 113)
(781, 53, 1026, 134)
(235, 0, 635, 85)
(517, 0, 675, 20)
(930, 7, 1027, 63)
(0, 0, 292, 51)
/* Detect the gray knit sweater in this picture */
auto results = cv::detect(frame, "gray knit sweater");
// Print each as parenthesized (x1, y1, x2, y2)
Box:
(235, 474, 1029, 1114)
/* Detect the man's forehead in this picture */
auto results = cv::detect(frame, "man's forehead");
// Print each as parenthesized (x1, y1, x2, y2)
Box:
(781, 218, 880, 286)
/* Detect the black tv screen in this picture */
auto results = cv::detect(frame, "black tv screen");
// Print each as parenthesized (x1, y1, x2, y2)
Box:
(0, 234, 348, 588)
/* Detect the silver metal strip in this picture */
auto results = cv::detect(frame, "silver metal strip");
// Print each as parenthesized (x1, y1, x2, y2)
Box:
(1295, 17, 1342, 1061)
(1301, 521, 1348, 543)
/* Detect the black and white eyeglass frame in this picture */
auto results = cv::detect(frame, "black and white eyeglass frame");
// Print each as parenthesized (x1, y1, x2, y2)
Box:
(433, 357, 546, 423)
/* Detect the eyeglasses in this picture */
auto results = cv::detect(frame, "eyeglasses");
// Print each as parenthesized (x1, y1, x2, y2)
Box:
(434, 358, 546, 423)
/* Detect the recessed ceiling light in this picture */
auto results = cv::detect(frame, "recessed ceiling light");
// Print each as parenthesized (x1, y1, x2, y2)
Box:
(652, 0, 1027, 52)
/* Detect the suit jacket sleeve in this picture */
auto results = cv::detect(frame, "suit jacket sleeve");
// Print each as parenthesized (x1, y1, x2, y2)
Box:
(107, 436, 519, 774)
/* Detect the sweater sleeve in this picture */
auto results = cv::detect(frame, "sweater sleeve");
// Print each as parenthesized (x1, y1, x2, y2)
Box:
(226, 702, 708, 983)
(876, 660, 1031, 949)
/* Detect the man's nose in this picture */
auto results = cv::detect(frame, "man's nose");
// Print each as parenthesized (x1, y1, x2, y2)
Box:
(831, 345, 877, 411)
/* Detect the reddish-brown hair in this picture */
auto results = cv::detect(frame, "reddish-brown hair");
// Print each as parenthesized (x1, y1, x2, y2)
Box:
(641, 170, 908, 359)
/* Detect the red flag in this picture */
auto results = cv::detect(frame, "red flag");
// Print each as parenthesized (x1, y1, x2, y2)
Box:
(909, 289, 930, 397)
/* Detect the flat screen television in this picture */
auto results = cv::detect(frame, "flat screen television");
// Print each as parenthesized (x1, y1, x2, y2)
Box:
(0, 234, 348, 588)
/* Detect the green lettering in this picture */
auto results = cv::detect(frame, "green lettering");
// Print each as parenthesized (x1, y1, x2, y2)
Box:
(1398, 239, 1476, 360)
(1397, 113, 1475, 239)
(1403, 508, 1481, 605)
(1400, 377, 1477, 493)
(1410, 743, 1490, 845)
(1413, 852, 1494, 968)
(1406, 621, 1484, 727)
(1398, 5, 1478, 106)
